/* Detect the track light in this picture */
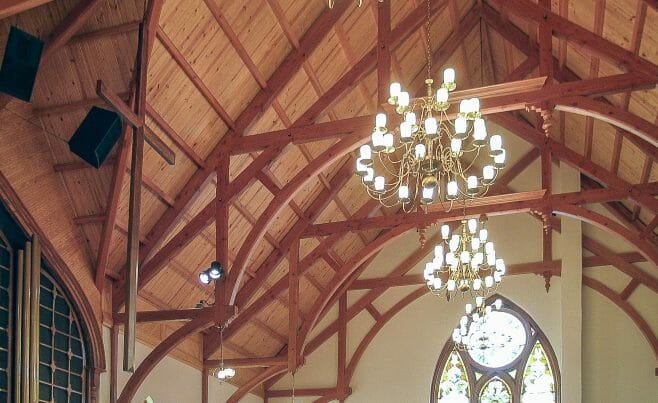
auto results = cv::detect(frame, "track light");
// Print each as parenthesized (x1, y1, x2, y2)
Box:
(198, 260, 225, 285)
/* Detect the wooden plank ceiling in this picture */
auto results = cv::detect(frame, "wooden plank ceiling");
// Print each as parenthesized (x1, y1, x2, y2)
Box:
(1, 0, 658, 398)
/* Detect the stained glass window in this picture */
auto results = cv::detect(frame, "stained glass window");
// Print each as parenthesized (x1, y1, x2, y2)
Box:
(521, 342, 556, 403)
(437, 352, 469, 403)
(432, 297, 560, 403)
(479, 378, 511, 403)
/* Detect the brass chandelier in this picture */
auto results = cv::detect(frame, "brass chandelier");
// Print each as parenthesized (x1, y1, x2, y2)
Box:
(356, 1, 507, 213)
(452, 296, 503, 350)
(422, 215, 506, 299)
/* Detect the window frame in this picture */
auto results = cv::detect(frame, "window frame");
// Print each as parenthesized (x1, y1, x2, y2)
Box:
(430, 296, 561, 403)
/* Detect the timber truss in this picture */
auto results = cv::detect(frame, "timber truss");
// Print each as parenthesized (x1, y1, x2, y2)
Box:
(9, 0, 658, 401)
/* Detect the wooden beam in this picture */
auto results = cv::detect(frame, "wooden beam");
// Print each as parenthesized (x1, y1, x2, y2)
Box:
(267, 388, 336, 398)
(288, 239, 300, 371)
(205, 356, 288, 369)
(583, 252, 646, 268)
(113, 307, 211, 324)
(489, 0, 658, 78)
(226, 365, 288, 403)
(96, 80, 176, 165)
(68, 21, 140, 45)
(0, 0, 53, 19)
(348, 260, 562, 290)
(620, 278, 641, 301)
(376, 0, 390, 105)
(214, 150, 230, 326)
(338, 294, 348, 398)
(41, 0, 105, 62)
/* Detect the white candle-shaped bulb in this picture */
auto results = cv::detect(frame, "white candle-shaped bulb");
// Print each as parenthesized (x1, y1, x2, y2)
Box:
(398, 185, 409, 200)
(364, 168, 374, 183)
(451, 138, 462, 154)
(494, 149, 507, 164)
(400, 121, 412, 140)
(398, 91, 410, 107)
(405, 111, 416, 125)
(449, 236, 459, 252)
(467, 175, 478, 190)
(460, 315, 468, 327)
(468, 218, 478, 234)
(432, 277, 442, 289)
(460, 250, 470, 263)
(473, 278, 482, 290)
(495, 299, 503, 310)
(485, 275, 494, 288)
(483, 165, 495, 181)
(459, 99, 469, 114)
(455, 116, 467, 134)
(441, 224, 450, 240)
(436, 87, 449, 103)
(359, 144, 372, 160)
(356, 158, 366, 173)
(490, 134, 502, 151)
(447, 181, 458, 197)
(389, 82, 401, 98)
(476, 296, 484, 307)
(415, 144, 426, 159)
(485, 241, 495, 255)
(487, 251, 496, 267)
(471, 98, 480, 112)
(444, 68, 455, 84)
(422, 186, 434, 201)
(425, 117, 438, 135)
(435, 244, 444, 258)
(374, 176, 385, 191)
(471, 237, 480, 251)
(447, 279, 456, 291)
(494, 271, 502, 283)
(496, 258, 506, 274)
(479, 228, 488, 241)
(465, 303, 473, 314)
(371, 130, 384, 147)
(383, 132, 394, 148)
(376, 113, 387, 128)
(473, 118, 487, 140)
(486, 305, 492, 315)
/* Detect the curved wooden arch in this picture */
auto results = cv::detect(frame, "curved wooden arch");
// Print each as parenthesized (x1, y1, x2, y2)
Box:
(556, 204, 658, 267)
(227, 134, 369, 304)
(117, 316, 213, 403)
(556, 96, 658, 148)
(345, 287, 426, 382)
(226, 365, 288, 403)
(299, 224, 413, 353)
(583, 276, 658, 361)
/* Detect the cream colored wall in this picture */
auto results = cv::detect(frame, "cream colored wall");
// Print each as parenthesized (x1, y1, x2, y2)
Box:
(97, 327, 263, 403)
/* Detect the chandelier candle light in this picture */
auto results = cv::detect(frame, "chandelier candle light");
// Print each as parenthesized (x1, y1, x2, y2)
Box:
(423, 215, 506, 299)
(356, 69, 507, 212)
(216, 326, 236, 381)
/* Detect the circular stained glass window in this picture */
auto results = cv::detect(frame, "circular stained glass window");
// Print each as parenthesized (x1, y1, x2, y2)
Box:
(467, 310, 527, 368)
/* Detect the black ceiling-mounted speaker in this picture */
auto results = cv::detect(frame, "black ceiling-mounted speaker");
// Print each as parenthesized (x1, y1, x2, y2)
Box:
(0, 26, 44, 102)
(68, 106, 123, 169)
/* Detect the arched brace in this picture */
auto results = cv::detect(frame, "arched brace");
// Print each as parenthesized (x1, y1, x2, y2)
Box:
(117, 316, 213, 402)
(556, 97, 658, 149)
(583, 276, 658, 362)
(226, 134, 370, 304)
(226, 365, 288, 403)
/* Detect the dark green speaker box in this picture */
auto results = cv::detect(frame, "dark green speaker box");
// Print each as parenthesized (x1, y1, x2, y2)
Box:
(0, 26, 44, 101)
(68, 106, 122, 169)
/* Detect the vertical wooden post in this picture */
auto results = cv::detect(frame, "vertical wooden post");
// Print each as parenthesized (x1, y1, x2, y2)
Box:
(542, 138, 553, 291)
(15, 249, 23, 403)
(201, 367, 209, 403)
(110, 325, 119, 402)
(30, 236, 40, 403)
(215, 150, 230, 325)
(288, 238, 300, 371)
(337, 294, 347, 400)
(377, 0, 391, 105)
(538, 22, 553, 81)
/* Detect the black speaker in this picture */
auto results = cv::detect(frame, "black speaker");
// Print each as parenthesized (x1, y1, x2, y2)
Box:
(68, 106, 123, 168)
(0, 26, 44, 102)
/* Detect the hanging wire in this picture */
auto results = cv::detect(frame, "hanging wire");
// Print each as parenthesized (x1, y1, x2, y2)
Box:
(425, 0, 433, 79)
(290, 371, 296, 403)
(219, 325, 225, 370)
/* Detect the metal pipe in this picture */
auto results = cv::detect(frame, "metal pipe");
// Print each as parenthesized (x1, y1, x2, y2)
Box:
(30, 236, 40, 403)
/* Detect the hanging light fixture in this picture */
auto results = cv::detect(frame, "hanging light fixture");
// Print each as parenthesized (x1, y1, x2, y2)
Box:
(452, 297, 503, 350)
(216, 326, 236, 381)
(422, 215, 505, 299)
(199, 260, 225, 285)
(356, 0, 506, 213)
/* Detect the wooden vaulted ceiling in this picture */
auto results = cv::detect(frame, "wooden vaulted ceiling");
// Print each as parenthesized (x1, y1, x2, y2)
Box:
(1, 0, 658, 399)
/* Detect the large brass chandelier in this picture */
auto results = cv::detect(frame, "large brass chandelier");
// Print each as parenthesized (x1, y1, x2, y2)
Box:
(422, 215, 506, 299)
(355, 2, 507, 213)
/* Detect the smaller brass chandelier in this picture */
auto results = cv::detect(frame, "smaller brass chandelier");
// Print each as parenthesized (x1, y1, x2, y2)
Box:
(452, 297, 503, 350)
(216, 326, 236, 381)
(423, 215, 506, 299)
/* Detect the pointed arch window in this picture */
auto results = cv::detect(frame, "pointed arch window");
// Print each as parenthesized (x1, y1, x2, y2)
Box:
(431, 297, 560, 403)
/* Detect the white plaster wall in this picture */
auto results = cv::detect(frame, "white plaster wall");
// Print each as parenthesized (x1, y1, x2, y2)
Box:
(582, 288, 658, 403)
(97, 327, 263, 403)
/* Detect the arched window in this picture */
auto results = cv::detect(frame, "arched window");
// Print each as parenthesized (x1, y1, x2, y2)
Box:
(431, 297, 560, 403)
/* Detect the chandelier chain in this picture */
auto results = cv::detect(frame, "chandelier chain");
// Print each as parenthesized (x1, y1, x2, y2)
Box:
(426, 0, 432, 79)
